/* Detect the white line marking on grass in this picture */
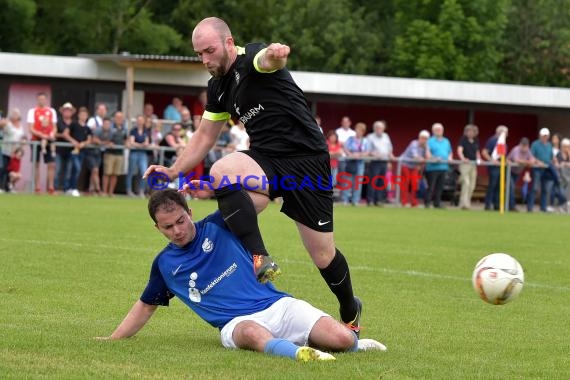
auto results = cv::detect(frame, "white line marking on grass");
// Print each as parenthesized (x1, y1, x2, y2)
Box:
(0, 238, 142, 252)
(281, 259, 570, 292)
(4, 238, 568, 292)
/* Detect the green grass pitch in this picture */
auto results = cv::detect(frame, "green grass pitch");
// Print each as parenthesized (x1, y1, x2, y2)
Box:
(0, 195, 568, 379)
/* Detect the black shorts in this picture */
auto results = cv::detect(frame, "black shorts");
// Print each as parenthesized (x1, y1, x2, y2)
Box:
(31, 142, 55, 164)
(243, 150, 333, 232)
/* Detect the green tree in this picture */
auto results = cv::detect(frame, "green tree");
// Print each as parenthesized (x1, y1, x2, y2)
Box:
(30, 0, 181, 55)
(0, 0, 36, 52)
(387, 0, 509, 81)
(500, 0, 570, 86)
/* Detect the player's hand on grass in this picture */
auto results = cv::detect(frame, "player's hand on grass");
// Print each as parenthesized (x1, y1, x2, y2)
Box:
(143, 165, 177, 181)
(179, 180, 214, 199)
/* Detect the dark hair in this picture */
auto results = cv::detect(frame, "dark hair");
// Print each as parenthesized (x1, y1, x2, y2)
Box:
(148, 189, 190, 223)
(520, 137, 530, 146)
(326, 130, 338, 141)
(103, 116, 112, 122)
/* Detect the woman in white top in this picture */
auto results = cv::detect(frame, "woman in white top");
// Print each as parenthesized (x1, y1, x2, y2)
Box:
(0, 109, 26, 191)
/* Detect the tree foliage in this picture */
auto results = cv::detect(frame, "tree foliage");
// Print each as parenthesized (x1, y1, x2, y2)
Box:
(1, 0, 570, 86)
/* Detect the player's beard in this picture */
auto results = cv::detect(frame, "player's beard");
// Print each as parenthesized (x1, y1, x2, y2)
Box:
(209, 46, 231, 78)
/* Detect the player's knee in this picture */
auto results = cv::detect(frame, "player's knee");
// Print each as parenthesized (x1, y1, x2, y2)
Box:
(209, 161, 228, 183)
(336, 329, 357, 351)
(233, 321, 261, 346)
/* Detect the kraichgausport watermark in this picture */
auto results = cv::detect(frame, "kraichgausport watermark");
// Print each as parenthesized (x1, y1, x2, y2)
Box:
(147, 172, 423, 192)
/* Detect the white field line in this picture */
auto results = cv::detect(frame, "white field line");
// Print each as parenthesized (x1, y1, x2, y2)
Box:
(281, 259, 570, 292)
(2, 238, 568, 292)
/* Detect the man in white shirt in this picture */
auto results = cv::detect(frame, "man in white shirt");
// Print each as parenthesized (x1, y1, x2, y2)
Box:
(335, 116, 355, 144)
(366, 121, 394, 205)
(87, 103, 108, 133)
(335, 116, 355, 174)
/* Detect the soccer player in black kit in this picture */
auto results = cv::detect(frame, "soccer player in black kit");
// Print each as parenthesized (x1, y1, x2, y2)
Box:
(144, 17, 362, 334)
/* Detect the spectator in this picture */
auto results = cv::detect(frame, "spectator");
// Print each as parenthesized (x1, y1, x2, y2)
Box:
(557, 138, 570, 203)
(87, 103, 108, 133)
(326, 131, 342, 187)
(335, 116, 355, 174)
(180, 106, 193, 131)
(192, 90, 207, 128)
(63, 107, 92, 197)
(144, 116, 160, 165)
(551, 133, 562, 157)
(425, 123, 453, 209)
(335, 116, 355, 145)
(366, 120, 394, 206)
(163, 96, 183, 122)
(103, 114, 128, 197)
(126, 115, 150, 197)
(112, 110, 126, 130)
(143, 103, 158, 121)
(550, 133, 564, 207)
(0, 109, 26, 192)
(482, 125, 508, 211)
(528, 128, 554, 212)
(507, 138, 536, 212)
(97, 117, 114, 196)
(159, 123, 186, 167)
(55, 102, 76, 191)
(27, 92, 57, 194)
(400, 130, 430, 207)
(230, 122, 249, 151)
(6, 147, 24, 193)
(341, 122, 371, 206)
(457, 124, 481, 210)
(206, 122, 234, 170)
(85, 118, 104, 196)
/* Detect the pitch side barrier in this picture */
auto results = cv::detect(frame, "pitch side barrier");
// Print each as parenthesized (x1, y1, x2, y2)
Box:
(353, 156, 538, 212)
(6, 141, 539, 211)
(4, 140, 176, 192)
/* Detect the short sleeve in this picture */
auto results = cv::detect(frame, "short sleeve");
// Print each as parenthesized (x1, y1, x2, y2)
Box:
(51, 108, 57, 123)
(203, 84, 231, 122)
(87, 118, 96, 129)
(140, 255, 174, 306)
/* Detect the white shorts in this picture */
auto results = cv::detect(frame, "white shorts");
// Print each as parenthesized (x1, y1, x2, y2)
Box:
(220, 297, 329, 349)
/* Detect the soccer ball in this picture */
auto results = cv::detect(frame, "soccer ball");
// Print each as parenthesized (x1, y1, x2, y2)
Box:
(472, 253, 524, 305)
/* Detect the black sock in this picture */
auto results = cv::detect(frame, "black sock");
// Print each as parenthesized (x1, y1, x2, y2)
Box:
(214, 185, 268, 256)
(319, 249, 357, 323)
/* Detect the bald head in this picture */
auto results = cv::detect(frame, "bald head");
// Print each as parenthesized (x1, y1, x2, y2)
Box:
(192, 17, 236, 77)
(192, 17, 232, 42)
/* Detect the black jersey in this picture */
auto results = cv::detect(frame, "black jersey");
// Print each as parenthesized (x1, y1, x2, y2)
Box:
(203, 43, 327, 157)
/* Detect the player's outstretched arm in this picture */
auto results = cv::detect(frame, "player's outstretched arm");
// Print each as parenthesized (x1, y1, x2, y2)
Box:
(257, 43, 290, 72)
(95, 300, 158, 340)
(143, 119, 224, 180)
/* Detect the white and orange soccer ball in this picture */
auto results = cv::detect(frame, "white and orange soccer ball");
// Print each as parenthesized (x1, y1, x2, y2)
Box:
(472, 253, 524, 305)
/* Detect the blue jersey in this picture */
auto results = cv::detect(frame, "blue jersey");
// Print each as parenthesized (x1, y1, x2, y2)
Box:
(140, 211, 288, 329)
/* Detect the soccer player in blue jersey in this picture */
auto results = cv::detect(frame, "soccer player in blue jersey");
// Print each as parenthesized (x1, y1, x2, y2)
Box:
(96, 190, 385, 361)
(144, 16, 363, 337)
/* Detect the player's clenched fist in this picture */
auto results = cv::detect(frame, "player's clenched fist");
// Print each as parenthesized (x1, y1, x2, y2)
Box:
(266, 43, 290, 59)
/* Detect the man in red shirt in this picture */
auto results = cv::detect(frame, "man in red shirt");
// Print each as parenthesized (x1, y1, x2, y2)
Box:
(27, 92, 57, 194)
